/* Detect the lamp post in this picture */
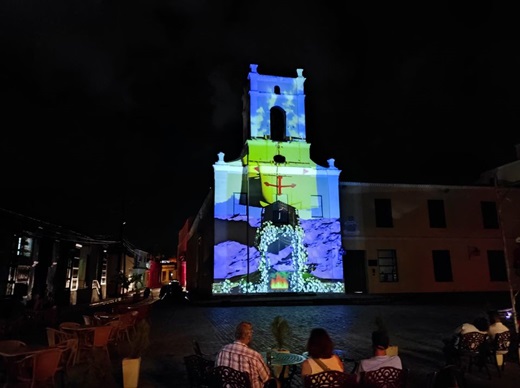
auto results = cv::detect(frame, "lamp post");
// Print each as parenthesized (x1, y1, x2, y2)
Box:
(494, 175, 520, 362)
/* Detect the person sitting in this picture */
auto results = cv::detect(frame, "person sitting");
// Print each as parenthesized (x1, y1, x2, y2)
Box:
(442, 316, 489, 365)
(301, 328, 344, 378)
(487, 310, 509, 341)
(215, 321, 278, 388)
(355, 329, 402, 380)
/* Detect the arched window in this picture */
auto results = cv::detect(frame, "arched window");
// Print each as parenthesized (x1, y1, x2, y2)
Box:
(270, 106, 285, 141)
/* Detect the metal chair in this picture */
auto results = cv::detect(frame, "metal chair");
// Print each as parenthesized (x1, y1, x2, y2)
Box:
(489, 330, 511, 377)
(304, 370, 358, 387)
(457, 331, 491, 379)
(184, 354, 214, 388)
(359, 366, 407, 388)
(207, 365, 251, 388)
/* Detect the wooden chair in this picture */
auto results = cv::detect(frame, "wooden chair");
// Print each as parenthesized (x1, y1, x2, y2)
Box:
(304, 370, 358, 387)
(207, 365, 251, 388)
(184, 354, 214, 388)
(457, 332, 491, 379)
(14, 347, 63, 388)
(489, 330, 511, 376)
(359, 366, 407, 388)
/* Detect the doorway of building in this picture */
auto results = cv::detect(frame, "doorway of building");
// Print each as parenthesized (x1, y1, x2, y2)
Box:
(343, 250, 367, 293)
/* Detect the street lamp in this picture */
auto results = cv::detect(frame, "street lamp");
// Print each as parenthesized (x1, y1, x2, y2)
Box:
(494, 175, 520, 362)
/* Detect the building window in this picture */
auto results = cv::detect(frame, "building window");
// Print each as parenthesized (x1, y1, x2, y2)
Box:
(481, 201, 499, 229)
(487, 250, 508, 281)
(428, 199, 446, 228)
(377, 249, 398, 282)
(311, 195, 323, 218)
(432, 250, 453, 282)
(374, 199, 393, 228)
(233, 192, 247, 216)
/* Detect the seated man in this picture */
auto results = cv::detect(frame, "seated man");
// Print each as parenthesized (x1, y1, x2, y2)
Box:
(442, 316, 489, 365)
(487, 310, 509, 341)
(355, 329, 402, 380)
(215, 321, 277, 388)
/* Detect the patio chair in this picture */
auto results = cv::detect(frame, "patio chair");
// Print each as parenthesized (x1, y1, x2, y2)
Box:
(14, 347, 63, 388)
(304, 370, 358, 387)
(489, 330, 511, 377)
(207, 365, 251, 388)
(359, 366, 408, 388)
(457, 331, 491, 379)
(184, 354, 214, 388)
(46, 327, 73, 347)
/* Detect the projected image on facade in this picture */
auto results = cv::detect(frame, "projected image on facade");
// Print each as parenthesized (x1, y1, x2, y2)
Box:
(213, 65, 344, 295)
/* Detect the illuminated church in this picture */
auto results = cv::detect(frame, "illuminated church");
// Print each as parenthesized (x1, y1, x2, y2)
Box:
(180, 64, 520, 299)
(212, 64, 343, 294)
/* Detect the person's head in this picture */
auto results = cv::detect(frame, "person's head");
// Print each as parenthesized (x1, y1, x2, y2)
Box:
(371, 330, 390, 352)
(473, 316, 489, 331)
(306, 328, 334, 358)
(235, 321, 254, 345)
(488, 310, 502, 324)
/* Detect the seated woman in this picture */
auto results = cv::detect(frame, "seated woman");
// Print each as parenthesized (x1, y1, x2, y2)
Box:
(301, 328, 344, 377)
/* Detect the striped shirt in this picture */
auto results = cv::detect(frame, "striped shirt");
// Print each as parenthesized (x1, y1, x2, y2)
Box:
(215, 341, 271, 388)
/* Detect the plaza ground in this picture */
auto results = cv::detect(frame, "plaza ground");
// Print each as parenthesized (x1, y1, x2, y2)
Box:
(135, 293, 519, 387)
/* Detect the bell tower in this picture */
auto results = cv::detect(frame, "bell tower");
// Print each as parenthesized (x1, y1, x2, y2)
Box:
(245, 64, 307, 141)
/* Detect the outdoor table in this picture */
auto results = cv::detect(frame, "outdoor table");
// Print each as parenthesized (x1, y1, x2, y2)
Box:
(262, 351, 305, 388)
(93, 312, 120, 325)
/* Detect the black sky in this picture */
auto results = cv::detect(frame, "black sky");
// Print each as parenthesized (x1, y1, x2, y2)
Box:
(1, 1, 519, 256)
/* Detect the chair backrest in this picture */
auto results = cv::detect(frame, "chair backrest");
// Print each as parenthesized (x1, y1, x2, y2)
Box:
(494, 331, 511, 352)
(18, 347, 63, 386)
(56, 338, 79, 369)
(208, 365, 251, 388)
(0, 340, 27, 352)
(360, 366, 407, 388)
(46, 327, 72, 347)
(93, 325, 113, 347)
(184, 354, 214, 388)
(459, 332, 488, 352)
(304, 370, 357, 388)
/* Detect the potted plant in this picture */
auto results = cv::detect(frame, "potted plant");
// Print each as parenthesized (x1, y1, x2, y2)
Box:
(270, 315, 292, 351)
(119, 319, 151, 388)
(270, 316, 292, 379)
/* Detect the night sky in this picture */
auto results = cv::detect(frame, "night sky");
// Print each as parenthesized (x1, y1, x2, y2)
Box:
(1, 2, 519, 256)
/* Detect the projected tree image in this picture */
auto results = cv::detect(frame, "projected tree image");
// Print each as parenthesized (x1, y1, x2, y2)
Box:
(213, 65, 343, 294)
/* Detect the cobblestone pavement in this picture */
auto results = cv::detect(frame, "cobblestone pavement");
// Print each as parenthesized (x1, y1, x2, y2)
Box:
(137, 298, 520, 388)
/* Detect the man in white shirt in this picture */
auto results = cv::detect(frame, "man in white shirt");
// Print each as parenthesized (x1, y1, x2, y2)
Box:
(355, 329, 402, 380)
(487, 310, 509, 340)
